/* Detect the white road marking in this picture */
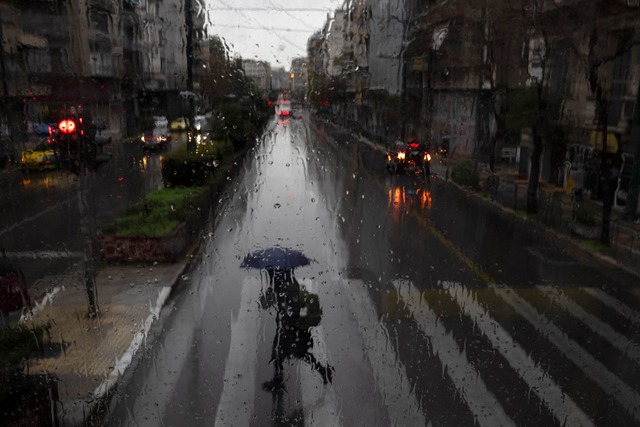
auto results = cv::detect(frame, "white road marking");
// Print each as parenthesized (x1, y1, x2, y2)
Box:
(441, 281, 594, 427)
(492, 284, 640, 422)
(392, 280, 514, 427)
(538, 285, 640, 364)
(94, 286, 172, 399)
(2, 250, 84, 259)
(582, 287, 640, 329)
(298, 279, 342, 427)
(215, 277, 262, 426)
(0, 196, 76, 238)
(345, 279, 427, 426)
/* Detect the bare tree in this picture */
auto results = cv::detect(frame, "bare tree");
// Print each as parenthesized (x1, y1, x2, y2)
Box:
(584, 24, 640, 245)
(482, 2, 529, 172)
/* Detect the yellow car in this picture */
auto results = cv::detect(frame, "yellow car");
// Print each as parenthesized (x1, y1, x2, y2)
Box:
(20, 141, 58, 171)
(169, 117, 187, 131)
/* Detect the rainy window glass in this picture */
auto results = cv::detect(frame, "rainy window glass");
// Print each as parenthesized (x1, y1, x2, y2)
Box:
(2, 0, 640, 426)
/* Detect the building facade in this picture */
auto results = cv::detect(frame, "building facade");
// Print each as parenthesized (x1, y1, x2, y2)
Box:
(0, 0, 208, 156)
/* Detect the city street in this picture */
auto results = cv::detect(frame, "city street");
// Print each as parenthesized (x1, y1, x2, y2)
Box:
(0, 132, 187, 287)
(98, 116, 640, 426)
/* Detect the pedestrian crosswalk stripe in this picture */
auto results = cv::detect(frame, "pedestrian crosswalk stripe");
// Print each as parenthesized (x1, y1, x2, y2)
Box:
(298, 325, 342, 427)
(441, 281, 594, 427)
(538, 285, 640, 364)
(215, 277, 262, 426)
(298, 279, 341, 427)
(345, 279, 427, 426)
(392, 280, 515, 427)
(491, 284, 640, 422)
(582, 287, 640, 329)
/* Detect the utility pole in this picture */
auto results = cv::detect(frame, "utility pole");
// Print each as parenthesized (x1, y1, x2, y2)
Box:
(185, 0, 196, 152)
(57, 112, 100, 317)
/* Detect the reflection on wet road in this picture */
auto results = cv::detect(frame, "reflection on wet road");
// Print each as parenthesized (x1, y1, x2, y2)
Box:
(104, 117, 640, 426)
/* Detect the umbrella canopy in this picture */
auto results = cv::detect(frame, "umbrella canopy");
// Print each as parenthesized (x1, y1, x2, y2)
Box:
(241, 247, 312, 270)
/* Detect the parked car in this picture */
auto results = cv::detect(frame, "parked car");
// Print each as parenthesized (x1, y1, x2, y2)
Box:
(153, 115, 169, 129)
(170, 117, 188, 131)
(20, 140, 58, 171)
(0, 256, 30, 320)
(140, 128, 171, 149)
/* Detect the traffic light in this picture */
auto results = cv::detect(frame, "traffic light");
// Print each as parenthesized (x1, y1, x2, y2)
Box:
(290, 73, 295, 79)
(55, 117, 98, 174)
(58, 119, 76, 134)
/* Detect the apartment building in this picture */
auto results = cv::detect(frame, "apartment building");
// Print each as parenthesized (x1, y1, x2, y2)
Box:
(0, 0, 209, 150)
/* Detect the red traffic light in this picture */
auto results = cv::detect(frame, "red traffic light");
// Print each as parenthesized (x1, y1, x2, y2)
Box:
(58, 119, 76, 134)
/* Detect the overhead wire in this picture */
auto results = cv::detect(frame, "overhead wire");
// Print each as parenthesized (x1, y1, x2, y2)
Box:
(209, 0, 311, 54)
(213, 24, 314, 33)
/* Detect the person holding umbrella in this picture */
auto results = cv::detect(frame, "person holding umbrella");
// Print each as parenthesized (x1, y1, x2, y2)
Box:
(241, 247, 334, 390)
(261, 267, 333, 391)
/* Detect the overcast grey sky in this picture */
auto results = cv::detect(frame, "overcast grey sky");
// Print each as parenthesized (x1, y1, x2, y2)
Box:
(205, 0, 343, 68)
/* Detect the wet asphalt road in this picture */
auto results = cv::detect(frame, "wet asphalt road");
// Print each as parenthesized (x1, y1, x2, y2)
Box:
(0, 134, 182, 286)
(102, 116, 640, 426)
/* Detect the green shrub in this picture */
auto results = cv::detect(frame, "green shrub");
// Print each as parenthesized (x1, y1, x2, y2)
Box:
(211, 99, 269, 149)
(574, 203, 597, 226)
(104, 186, 208, 236)
(451, 159, 479, 188)
(1, 323, 50, 400)
(162, 142, 222, 187)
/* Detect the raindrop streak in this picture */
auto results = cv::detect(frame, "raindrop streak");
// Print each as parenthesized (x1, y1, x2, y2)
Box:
(392, 280, 514, 427)
(440, 281, 593, 427)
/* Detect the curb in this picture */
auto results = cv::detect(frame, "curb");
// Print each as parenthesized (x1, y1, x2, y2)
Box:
(437, 172, 640, 282)
(75, 137, 254, 425)
(317, 116, 640, 282)
(62, 260, 190, 427)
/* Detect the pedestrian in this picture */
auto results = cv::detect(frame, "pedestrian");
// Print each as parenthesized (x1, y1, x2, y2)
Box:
(262, 268, 334, 391)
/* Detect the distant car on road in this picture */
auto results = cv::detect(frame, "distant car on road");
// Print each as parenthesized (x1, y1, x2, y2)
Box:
(276, 100, 292, 118)
(386, 140, 431, 176)
(140, 128, 171, 149)
(20, 140, 58, 171)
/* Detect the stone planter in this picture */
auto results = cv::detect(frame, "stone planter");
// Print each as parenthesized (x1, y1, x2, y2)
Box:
(98, 222, 188, 263)
(571, 221, 600, 240)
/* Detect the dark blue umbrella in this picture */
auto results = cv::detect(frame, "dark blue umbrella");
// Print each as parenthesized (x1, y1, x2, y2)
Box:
(241, 247, 312, 270)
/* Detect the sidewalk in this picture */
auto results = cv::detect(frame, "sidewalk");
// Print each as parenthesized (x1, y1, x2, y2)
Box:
(428, 158, 640, 280)
(349, 130, 640, 280)
(21, 262, 188, 425)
